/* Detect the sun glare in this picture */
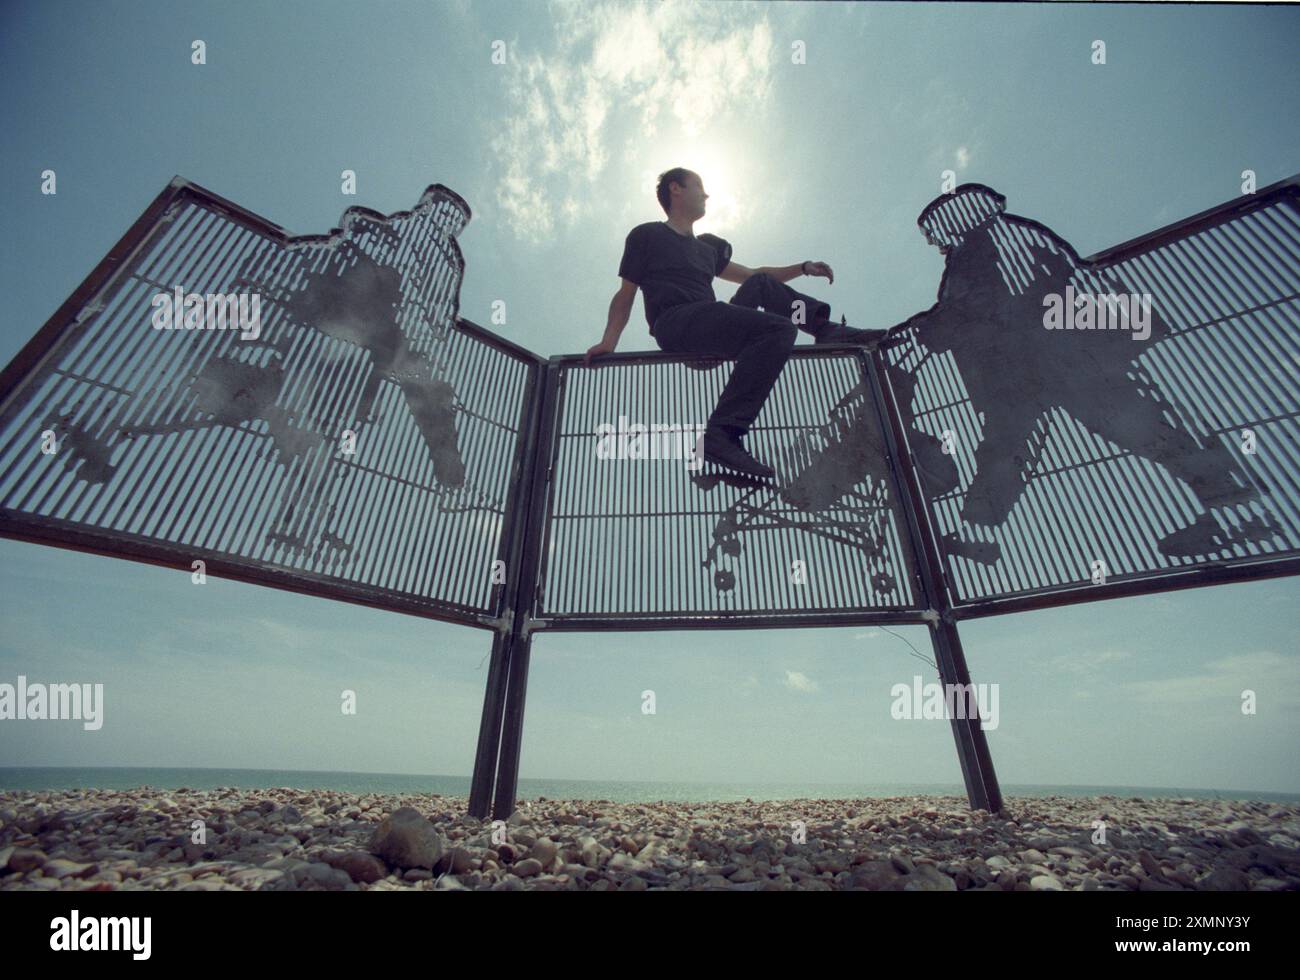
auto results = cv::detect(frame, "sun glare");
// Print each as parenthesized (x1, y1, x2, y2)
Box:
(642, 140, 748, 230)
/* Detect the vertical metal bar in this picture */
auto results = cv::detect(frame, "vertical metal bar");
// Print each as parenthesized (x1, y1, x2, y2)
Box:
(532, 367, 565, 614)
(619, 364, 633, 616)
(468, 629, 513, 818)
(468, 356, 545, 818)
(864, 346, 1004, 814)
(492, 359, 562, 819)
(928, 615, 1002, 812)
(672, 355, 690, 614)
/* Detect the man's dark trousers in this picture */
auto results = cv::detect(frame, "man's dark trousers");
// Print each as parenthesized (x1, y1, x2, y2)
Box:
(650, 273, 834, 438)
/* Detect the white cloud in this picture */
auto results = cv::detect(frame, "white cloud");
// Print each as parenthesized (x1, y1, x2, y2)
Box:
(1048, 648, 1131, 675)
(486, 0, 777, 242)
(783, 670, 819, 693)
(1122, 650, 1300, 707)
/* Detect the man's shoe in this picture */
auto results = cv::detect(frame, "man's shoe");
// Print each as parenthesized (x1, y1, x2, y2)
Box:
(815, 315, 888, 347)
(701, 427, 775, 480)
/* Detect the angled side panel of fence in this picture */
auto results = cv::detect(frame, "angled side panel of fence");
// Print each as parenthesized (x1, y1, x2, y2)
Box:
(881, 178, 1300, 616)
(531, 348, 927, 628)
(0, 178, 541, 627)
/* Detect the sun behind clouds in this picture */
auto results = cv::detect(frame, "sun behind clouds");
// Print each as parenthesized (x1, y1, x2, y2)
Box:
(637, 139, 752, 232)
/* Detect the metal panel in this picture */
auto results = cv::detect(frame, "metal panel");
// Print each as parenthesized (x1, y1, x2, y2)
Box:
(882, 178, 1300, 612)
(534, 348, 924, 624)
(0, 179, 539, 626)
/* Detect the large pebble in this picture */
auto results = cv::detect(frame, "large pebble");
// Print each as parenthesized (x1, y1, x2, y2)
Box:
(441, 847, 474, 875)
(813, 852, 849, 874)
(299, 862, 353, 890)
(1195, 868, 1251, 891)
(848, 861, 902, 891)
(41, 859, 95, 879)
(513, 858, 543, 878)
(901, 865, 956, 891)
(7, 848, 46, 873)
(529, 838, 558, 867)
(579, 838, 606, 869)
(325, 850, 387, 884)
(370, 807, 443, 870)
(1137, 850, 1163, 877)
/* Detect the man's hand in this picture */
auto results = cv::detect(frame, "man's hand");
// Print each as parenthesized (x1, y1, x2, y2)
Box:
(804, 260, 834, 285)
(584, 339, 616, 366)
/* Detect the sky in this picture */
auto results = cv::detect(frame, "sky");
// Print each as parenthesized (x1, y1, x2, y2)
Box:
(0, 0, 1298, 795)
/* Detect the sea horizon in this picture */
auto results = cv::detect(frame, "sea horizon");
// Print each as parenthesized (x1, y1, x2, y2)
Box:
(2, 766, 1296, 804)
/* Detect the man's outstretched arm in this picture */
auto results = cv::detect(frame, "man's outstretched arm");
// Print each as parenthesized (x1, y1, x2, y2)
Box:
(584, 278, 639, 366)
(719, 260, 832, 285)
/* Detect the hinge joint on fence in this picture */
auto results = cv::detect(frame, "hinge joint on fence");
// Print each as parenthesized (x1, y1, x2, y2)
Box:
(520, 617, 550, 639)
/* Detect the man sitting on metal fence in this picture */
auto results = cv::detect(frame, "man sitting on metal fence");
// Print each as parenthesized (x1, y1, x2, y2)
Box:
(585, 167, 886, 480)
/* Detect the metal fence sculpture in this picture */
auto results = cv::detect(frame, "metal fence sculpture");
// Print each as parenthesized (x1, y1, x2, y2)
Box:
(2, 174, 1297, 819)
(537, 350, 920, 621)
(887, 182, 1297, 611)
(0, 180, 537, 626)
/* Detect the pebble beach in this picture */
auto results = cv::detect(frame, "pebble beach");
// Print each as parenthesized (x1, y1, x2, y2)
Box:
(2, 788, 1298, 891)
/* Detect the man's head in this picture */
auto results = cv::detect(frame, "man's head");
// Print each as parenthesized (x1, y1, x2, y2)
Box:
(656, 168, 708, 218)
(917, 184, 1006, 251)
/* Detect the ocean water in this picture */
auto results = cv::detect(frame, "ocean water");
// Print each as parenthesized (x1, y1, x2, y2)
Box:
(1, 768, 1297, 804)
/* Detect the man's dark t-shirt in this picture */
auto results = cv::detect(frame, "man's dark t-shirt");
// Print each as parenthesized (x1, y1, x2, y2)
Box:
(618, 221, 733, 332)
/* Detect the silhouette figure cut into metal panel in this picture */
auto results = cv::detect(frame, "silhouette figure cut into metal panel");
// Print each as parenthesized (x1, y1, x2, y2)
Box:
(0, 180, 531, 620)
(882, 183, 1293, 595)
